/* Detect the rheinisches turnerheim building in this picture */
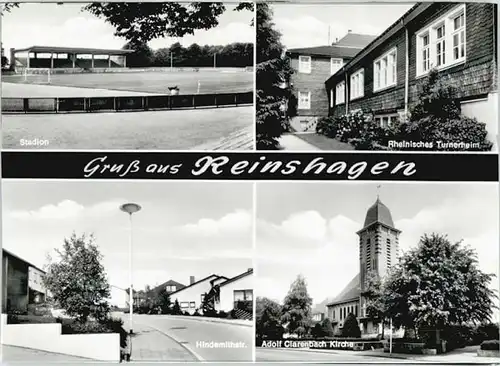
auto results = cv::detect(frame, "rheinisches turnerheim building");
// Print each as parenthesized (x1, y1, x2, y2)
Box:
(326, 197, 400, 335)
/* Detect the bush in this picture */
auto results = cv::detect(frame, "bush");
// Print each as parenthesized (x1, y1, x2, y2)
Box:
(193, 310, 201, 316)
(316, 117, 337, 138)
(341, 313, 361, 338)
(480, 340, 499, 351)
(218, 311, 228, 319)
(61, 317, 128, 349)
(311, 323, 323, 338)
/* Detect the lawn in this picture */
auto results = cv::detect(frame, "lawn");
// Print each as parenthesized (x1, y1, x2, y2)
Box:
(2, 106, 253, 150)
(1, 69, 253, 95)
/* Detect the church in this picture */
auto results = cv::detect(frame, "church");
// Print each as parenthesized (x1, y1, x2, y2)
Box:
(326, 196, 400, 336)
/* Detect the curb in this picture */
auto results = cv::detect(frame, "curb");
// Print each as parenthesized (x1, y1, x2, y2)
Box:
(159, 315, 253, 327)
(257, 347, 409, 360)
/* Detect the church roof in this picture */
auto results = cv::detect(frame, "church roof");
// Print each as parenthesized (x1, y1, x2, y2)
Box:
(326, 273, 360, 306)
(363, 197, 395, 228)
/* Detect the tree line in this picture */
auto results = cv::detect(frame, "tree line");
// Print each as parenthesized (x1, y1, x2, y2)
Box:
(124, 41, 253, 68)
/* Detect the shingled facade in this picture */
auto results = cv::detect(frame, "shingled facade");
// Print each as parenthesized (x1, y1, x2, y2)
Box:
(325, 2, 498, 143)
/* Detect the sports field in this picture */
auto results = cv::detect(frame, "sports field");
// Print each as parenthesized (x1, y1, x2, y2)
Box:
(2, 68, 253, 96)
(2, 106, 253, 150)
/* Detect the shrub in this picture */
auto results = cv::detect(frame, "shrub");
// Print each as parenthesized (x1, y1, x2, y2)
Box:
(320, 318, 334, 337)
(61, 318, 128, 349)
(311, 323, 323, 338)
(193, 310, 201, 316)
(480, 340, 499, 351)
(218, 311, 228, 319)
(341, 313, 361, 338)
(316, 117, 337, 138)
(183, 311, 190, 316)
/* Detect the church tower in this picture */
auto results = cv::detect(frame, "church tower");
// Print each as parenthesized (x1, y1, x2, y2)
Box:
(357, 197, 401, 292)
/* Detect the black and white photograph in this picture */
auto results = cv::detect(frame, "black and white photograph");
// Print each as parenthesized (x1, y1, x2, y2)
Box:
(256, 2, 498, 151)
(255, 182, 499, 362)
(1, 2, 254, 150)
(1, 181, 254, 362)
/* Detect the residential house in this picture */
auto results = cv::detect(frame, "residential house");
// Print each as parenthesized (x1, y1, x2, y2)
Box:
(214, 268, 253, 314)
(326, 197, 400, 336)
(287, 31, 376, 132)
(326, 2, 498, 144)
(169, 274, 228, 315)
(2, 249, 47, 314)
(312, 312, 325, 322)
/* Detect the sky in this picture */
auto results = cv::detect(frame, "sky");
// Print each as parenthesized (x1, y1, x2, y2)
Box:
(1, 3, 254, 53)
(256, 182, 499, 322)
(2, 181, 253, 294)
(271, 3, 415, 49)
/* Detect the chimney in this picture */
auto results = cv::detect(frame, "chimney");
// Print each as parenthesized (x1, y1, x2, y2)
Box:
(348, 29, 352, 33)
(190, 276, 195, 285)
(248, 268, 253, 272)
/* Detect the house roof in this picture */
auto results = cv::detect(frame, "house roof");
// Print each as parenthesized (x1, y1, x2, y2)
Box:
(286, 45, 363, 59)
(151, 279, 186, 294)
(325, 3, 430, 86)
(168, 274, 223, 296)
(326, 273, 360, 306)
(335, 33, 377, 48)
(13, 46, 133, 55)
(2, 248, 45, 273)
(219, 268, 253, 288)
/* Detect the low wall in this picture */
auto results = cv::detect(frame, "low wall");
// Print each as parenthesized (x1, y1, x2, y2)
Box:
(1, 314, 120, 361)
(2, 91, 253, 114)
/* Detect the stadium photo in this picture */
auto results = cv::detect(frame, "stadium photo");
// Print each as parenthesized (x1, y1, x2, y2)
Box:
(1, 2, 255, 150)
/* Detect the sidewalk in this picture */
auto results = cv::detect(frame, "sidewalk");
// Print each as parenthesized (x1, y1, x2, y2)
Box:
(193, 124, 253, 150)
(121, 318, 197, 361)
(1, 345, 91, 362)
(279, 133, 322, 151)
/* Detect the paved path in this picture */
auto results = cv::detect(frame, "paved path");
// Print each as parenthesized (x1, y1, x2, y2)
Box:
(1, 345, 91, 362)
(279, 134, 322, 151)
(125, 314, 253, 362)
(120, 316, 197, 362)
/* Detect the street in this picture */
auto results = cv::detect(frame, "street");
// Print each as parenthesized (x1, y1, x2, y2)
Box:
(125, 314, 253, 362)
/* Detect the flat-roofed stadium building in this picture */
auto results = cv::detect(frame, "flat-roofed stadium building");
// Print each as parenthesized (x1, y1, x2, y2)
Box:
(9, 46, 133, 70)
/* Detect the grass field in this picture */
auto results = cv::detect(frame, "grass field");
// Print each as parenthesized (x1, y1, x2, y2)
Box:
(2, 106, 253, 150)
(1, 69, 253, 96)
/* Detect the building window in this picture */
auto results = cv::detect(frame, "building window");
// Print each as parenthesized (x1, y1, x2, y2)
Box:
(190, 301, 196, 308)
(201, 294, 205, 303)
(330, 89, 334, 108)
(373, 48, 397, 92)
(350, 69, 364, 100)
(416, 4, 466, 76)
(166, 285, 177, 292)
(336, 81, 345, 105)
(452, 12, 465, 61)
(374, 114, 399, 129)
(298, 91, 311, 109)
(435, 24, 446, 67)
(331, 58, 343, 75)
(234, 289, 253, 302)
(180, 302, 189, 309)
(298, 55, 311, 73)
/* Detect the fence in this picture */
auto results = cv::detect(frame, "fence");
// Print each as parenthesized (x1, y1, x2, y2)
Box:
(1, 91, 253, 114)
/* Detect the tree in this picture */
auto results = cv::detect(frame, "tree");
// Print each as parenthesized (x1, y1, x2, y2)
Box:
(383, 233, 497, 345)
(363, 271, 387, 339)
(342, 313, 361, 338)
(281, 275, 313, 337)
(123, 41, 154, 68)
(256, 3, 294, 150)
(256, 297, 284, 341)
(320, 318, 334, 337)
(201, 285, 220, 317)
(172, 299, 182, 315)
(156, 288, 171, 314)
(43, 233, 110, 323)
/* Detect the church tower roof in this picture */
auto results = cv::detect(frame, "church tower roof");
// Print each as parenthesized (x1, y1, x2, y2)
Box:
(363, 197, 395, 228)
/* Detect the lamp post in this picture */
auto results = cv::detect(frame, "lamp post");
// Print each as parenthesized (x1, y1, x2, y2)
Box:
(120, 203, 141, 336)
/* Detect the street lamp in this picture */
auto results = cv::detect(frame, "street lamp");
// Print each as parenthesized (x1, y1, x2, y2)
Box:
(120, 203, 141, 336)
